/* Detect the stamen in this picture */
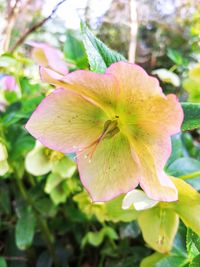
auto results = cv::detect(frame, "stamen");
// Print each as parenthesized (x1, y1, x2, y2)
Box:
(74, 119, 120, 160)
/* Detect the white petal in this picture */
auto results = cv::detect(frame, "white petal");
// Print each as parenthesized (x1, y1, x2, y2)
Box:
(152, 69, 180, 87)
(0, 160, 9, 175)
(0, 143, 8, 161)
(25, 143, 52, 176)
(122, 189, 158, 211)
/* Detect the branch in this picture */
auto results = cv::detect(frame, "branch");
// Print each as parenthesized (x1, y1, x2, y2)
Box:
(10, 0, 67, 53)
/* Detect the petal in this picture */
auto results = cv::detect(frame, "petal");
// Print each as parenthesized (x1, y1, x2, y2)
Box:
(170, 177, 200, 235)
(51, 156, 76, 178)
(77, 133, 139, 202)
(26, 88, 107, 153)
(25, 143, 52, 176)
(107, 62, 183, 135)
(40, 67, 119, 114)
(0, 143, 8, 161)
(129, 136, 178, 202)
(105, 195, 139, 222)
(133, 94, 183, 136)
(138, 206, 179, 253)
(0, 160, 9, 176)
(28, 41, 68, 75)
(106, 61, 164, 101)
(2, 75, 17, 90)
(122, 189, 158, 211)
(152, 69, 180, 87)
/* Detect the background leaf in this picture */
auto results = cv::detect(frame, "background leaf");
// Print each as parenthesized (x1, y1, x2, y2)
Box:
(81, 21, 126, 73)
(15, 206, 36, 250)
(181, 103, 200, 131)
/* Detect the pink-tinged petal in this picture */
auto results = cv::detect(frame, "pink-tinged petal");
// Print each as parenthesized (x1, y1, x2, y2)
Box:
(28, 41, 68, 75)
(106, 61, 164, 101)
(2, 76, 16, 91)
(130, 137, 178, 202)
(25, 88, 107, 153)
(40, 67, 119, 114)
(107, 62, 183, 135)
(133, 94, 183, 135)
(77, 133, 139, 202)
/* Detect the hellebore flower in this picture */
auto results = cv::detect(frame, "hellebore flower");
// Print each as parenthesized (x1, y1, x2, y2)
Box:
(25, 62, 183, 202)
(28, 41, 68, 75)
(183, 64, 200, 102)
(25, 141, 76, 177)
(152, 68, 180, 87)
(2, 75, 18, 91)
(122, 177, 200, 253)
(0, 143, 9, 176)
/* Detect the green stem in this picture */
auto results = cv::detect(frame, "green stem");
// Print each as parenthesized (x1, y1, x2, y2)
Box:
(179, 171, 200, 180)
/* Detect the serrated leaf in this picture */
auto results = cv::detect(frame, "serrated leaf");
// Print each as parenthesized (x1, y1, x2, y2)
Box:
(181, 103, 200, 131)
(190, 254, 200, 267)
(187, 228, 200, 260)
(81, 21, 126, 73)
(15, 206, 36, 250)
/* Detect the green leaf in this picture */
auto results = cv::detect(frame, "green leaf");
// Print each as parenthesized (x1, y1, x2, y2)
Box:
(155, 255, 188, 267)
(166, 157, 200, 177)
(167, 48, 183, 65)
(140, 252, 164, 267)
(181, 103, 200, 131)
(105, 195, 138, 223)
(15, 206, 36, 250)
(186, 228, 200, 260)
(190, 254, 200, 267)
(0, 257, 7, 267)
(165, 134, 185, 168)
(166, 157, 200, 190)
(81, 21, 126, 73)
(64, 30, 88, 68)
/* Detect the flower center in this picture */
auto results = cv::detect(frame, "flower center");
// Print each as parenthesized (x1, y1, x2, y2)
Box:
(79, 118, 120, 160)
(43, 148, 64, 162)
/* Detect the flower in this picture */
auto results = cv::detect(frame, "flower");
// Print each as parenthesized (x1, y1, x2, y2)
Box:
(25, 62, 183, 202)
(122, 177, 200, 253)
(0, 143, 9, 176)
(25, 141, 76, 177)
(2, 75, 17, 91)
(183, 64, 200, 102)
(152, 68, 180, 87)
(28, 41, 68, 75)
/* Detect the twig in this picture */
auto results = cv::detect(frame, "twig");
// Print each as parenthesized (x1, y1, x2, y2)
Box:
(128, 0, 138, 63)
(10, 0, 67, 53)
(3, 0, 21, 51)
(4, 256, 27, 262)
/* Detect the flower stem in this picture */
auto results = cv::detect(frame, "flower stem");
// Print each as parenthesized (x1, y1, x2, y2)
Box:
(179, 171, 200, 180)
